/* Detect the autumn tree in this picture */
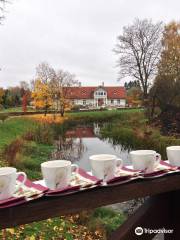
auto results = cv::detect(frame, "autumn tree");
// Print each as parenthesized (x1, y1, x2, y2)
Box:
(50, 70, 78, 117)
(32, 63, 56, 115)
(149, 22, 180, 132)
(32, 62, 77, 116)
(20, 81, 31, 112)
(0, 88, 4, 106)
(114, 18, 163, 102)
(31, 79, 52, 115)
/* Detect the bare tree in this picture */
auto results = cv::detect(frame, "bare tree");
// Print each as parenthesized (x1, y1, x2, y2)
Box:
(50, 69, 78, 117)
(0, 0, 8, 23)
(36, 62, 56, 84)
(114, 18, 163, 102)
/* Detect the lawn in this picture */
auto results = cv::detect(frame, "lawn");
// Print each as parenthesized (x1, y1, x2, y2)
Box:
(0, 106, 36, 113)
(0, 117, 37, 150)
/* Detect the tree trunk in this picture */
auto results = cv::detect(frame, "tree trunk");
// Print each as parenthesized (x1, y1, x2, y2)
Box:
(150, 95, 156, 120)
(60, 111, 64, 117)
(60, 105, 64, 117)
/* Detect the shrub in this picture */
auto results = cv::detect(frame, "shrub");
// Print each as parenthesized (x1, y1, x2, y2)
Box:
(23, 123, 54, 145)
(71, 105, 81, 111)
(3, 138, 24, 165)
(0, 114, 9, 123)
(88, 208, 126, 237)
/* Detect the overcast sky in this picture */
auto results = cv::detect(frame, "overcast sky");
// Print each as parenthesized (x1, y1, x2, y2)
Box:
(0, 0, 179, 88)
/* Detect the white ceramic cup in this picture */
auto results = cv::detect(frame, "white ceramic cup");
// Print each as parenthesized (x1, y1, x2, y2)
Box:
(0, 167, 27, 201)
(167, 146, 180, 166)
(89, 154, 123, 181)
(130, 150, 161, 172)
(41, 160, 79, 190)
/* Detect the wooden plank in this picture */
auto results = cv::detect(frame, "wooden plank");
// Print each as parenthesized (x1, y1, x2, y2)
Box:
(1, 173, 180, 229)
(108, 192, 171, 240)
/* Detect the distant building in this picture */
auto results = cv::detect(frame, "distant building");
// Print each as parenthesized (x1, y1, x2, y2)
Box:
(66, 83, 126, 108)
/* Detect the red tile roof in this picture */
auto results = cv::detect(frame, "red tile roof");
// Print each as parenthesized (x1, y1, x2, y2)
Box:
(65, 127, 95, 138)
(65, 86, 126, 99)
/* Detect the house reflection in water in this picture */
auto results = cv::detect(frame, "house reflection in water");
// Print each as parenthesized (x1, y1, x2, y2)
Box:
(65, 124, 101, 138)
(51, 124, 100, 163)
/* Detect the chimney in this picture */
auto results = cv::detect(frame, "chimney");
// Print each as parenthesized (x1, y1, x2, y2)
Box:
(79, 82, 81, 87)
(102, 82, 104, 87)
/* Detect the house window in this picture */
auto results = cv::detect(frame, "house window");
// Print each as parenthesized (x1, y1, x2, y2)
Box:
(83, 100, 86, 105)
(111, 100, 114, 104)
(95, 91, 106, 96)
(117, 99, 120, 105)
(72, 100, 75, 105)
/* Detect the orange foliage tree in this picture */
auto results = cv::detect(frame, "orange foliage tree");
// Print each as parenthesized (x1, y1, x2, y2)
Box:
(0, 88, 4, 105)
(31, 79, 52, 115)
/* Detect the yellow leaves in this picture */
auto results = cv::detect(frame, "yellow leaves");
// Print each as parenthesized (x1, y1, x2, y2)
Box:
(31, 79, 52, 110)
(53, 226, 58, 231)
(24, 114, 66, 124)
(0, 88, 4, 104)
(6, 228, 15, 234)
(160, 21, 180, 76)
(28, 236, 36, 240)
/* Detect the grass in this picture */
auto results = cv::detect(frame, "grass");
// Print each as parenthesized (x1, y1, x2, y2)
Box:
(2, 208, 126, 240)
(67, 109, 142, 123)
(88, 208, 126, 237)
(15, 141, 54, 179)
(2, 216, 104, 240)
(0, 106, 35, 113)
(0, 117, 38, 150)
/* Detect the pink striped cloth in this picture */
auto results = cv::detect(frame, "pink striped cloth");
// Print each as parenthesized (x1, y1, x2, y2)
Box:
(46, 168, 101, 196)
(0, 175, 48, 209)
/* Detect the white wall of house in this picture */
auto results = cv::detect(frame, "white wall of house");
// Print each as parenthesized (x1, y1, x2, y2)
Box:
(107, 99, 126, 106)
(71, 98, 126, 107)
(72, 99, 94, 106)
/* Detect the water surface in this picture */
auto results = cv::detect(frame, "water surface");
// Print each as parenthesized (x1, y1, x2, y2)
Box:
(52, 124, 132, 171)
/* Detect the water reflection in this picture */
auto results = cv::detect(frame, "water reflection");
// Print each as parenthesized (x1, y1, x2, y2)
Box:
(51, 137, 87, 162)
(51, 124, 131, 171)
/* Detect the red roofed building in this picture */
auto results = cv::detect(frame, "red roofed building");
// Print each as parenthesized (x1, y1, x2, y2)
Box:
(66, 83, 126, 108)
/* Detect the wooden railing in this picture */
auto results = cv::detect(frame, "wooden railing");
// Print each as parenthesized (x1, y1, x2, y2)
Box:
(1, 173, 180, 239)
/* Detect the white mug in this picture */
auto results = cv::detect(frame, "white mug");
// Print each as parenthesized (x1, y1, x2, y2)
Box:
(130, 150, 161, 172)
(167, 146, 180, 166)
(89, 154, 123, 181)
(41, 160, 79, 190)
(0, 167, 27, 201)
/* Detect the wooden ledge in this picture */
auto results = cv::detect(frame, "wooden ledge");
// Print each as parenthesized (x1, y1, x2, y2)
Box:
(1, 173, 180, 229)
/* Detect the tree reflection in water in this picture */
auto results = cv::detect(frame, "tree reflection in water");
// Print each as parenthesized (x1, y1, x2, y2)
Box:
(51, 136, 87, 163)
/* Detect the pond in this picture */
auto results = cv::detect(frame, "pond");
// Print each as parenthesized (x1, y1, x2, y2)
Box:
(51, 123, 132, 171)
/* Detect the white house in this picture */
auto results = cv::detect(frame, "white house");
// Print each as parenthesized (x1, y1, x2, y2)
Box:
(66, 84, 126, 108)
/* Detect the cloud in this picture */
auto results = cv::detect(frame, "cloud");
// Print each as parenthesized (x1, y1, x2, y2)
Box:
(0, 0, 179, 87)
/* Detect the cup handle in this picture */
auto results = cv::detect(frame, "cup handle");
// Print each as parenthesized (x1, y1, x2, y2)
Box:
(16, 172, 27, 189)
(116, 158, 123, 168)
(71, 164, 79, 174)
(155, 153, 161, 166)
